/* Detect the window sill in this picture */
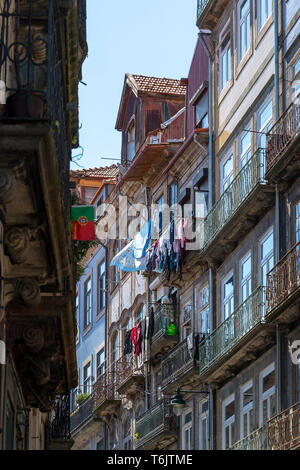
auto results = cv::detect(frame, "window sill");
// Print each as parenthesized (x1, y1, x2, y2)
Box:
(235, 46, 253, 81)
(218, 78, 233, 106)
(82, 323, 93, 337)
(96, 308, 106, 322)
(255, 15, 273, 50)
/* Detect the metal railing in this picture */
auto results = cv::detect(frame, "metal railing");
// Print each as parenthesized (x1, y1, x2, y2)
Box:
(199, 287, 266, 375)
(93, 370, 120, 412)
(51, 395, 71, 440)
(197, 0, 210, 20)
(200, 149, 266, 252)
(135, 398, 177, 448)
(231, 425, 268, 450)
(70, 394, 94, 434)
(266, 98, 300, 173)
(268, 402, 300, 450)
(151, 302, 177, 344)
(266, 241, 300, 314)
(161, 337, 197, 389)
(116, 354, 144, 390)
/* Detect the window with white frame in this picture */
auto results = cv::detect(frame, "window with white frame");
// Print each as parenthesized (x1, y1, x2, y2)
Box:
(182, 410, 193, 450)
(199, 400, 209, 450)
(290, 56, 300, 102)
(238, 0, 251, 63)
(240, 380, 254, 439)
(195, 92, 209, 127)
(240, 252, 252, 302)
(97, 260, 106, 313)
(260, 228, 274, 287)
(96, 348, 105, 379)
(83, 277, 92, 329)
(199, 284, 210, 337)
(83, 362, 91, 394)
(219, 27, 231, 92)
(222, 395, 235, 449)
(239, 128, 252, 169)
(259, 363, 276, 425)
(257, 0, 272, 32)
(222, 273, 234, 320)
(127, 120, 135, 162)
(220, 152, 234, 195)
(257, 97, 273, 149)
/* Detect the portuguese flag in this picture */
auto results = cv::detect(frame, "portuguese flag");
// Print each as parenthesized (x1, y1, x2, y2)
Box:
(72, 206, 95, 241)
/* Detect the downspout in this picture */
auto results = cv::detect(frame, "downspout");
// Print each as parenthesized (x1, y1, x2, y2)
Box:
(144, 187, 151, 411)
(274, 0, 279, 122)
(276, 324, 282, 415)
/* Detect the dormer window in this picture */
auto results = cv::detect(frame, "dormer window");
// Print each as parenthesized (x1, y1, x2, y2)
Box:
(195, 91, 208, 129)
(127, 120, 135, 162)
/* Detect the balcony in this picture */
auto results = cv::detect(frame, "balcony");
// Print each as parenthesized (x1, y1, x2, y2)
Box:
(48, 395, 74, 451)
(231, 426, 268, 451)
(150, 302, 179, 362)
(266, 99, 300, 184)
(93, 372, 121, 417)
(266, 242, 300, 323)
(135, 398, 178, 450)
(116, 355, 145, 396)
(199, 149, 273, 266)
(268, 402, 300, 451)
(70, 395, 94, 435)
(197, 0, 232, 29)
(161, 336, 201, 394)
(198, 287, 276, 385)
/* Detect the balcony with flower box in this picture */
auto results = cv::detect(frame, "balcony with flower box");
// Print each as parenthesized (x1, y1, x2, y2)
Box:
(266, 99, 300, 185)
(266, 241, 300, 324)
(150, 302, 179, 363)
(198, 149, 274, 267)
(135, 398, 178, 450)
(116, 354, 145, 396)
(198, 287, 276, 386)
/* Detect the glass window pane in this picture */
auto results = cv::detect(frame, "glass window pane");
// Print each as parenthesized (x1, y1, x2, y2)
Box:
(263, 369, 275, 393)
(262, 232, 273, 259)
(224, 276, 234, 298)
(225, 400, 235, 420)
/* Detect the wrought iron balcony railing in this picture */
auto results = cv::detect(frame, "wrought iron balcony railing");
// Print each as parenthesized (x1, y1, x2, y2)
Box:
(93, 370, 120, 412)
(151, 302, 178, 344)
(200, 148, 266, 253)
(161, 336, 198, 389)
(199, 286, 266, 375)
(116, 354, 144, 391)
(70, 394, 94, 434)
(268, 402, 300, 451)
(231, 425, 268, 450)
(266, 98, 300, 173)
(135, 398, 177, 449)
(50, 395, 71, 441)
(197, 0, 210, 20)
(266, 241, 300, 314)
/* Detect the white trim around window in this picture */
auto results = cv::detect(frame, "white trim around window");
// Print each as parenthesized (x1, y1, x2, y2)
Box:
(259, 362, 276, 426)
(222, 394, 235, 449)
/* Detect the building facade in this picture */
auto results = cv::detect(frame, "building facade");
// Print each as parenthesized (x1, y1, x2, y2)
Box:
(0, 0, 87, 450)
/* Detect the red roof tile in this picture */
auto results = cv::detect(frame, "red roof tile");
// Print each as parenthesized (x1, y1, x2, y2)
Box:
(70, 164, 119, 180)
(130, 74, 186, 96)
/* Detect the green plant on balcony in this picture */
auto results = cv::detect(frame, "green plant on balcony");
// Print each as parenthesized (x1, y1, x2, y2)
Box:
(75, 393, 90, 406)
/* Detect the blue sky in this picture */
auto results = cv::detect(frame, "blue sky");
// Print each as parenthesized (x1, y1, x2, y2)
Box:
(71, 0, 199, 170)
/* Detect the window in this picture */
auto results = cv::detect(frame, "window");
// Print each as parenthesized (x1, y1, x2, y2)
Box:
(290, 57, 300, 102)
(75, 292, 79, 341)
(112, 333, 119, 364)
(258, 0, 272, 31)
(84, 277, 92, 328)
(136, 304, 144, 324)
(199, 284, 210, 337)
(127, 121, 135, 162)
(239, 128, 252, 169)
(223, 273, 234, 320)
(195, 92, 209, 127)
(157, 195, 165, 235)
(222, 395, 235, 449)
(240, 252, 252, 302)
(240, 381, 254, 439)
(259, 364, 276, 425)
(260, 228, 274, 287)
(169, 182, 178, 223)
(219, 29, 231, 91)
(199, 401, 209, 450)
(123, 419, 132, 450)
(220, 153, 234, 194)
(295, 201, 300, 244)
(97, 260, 106, 313)
(194, 190, 209, 219)
(182, 410, 193, 450)
(83, 362, 91, 394)
(96, 348, 105, 379)
(257, 97, 273, 149)
(156, 372, 162, 402)
(238, 0, 251, 63)
(113, 242, 120, 286)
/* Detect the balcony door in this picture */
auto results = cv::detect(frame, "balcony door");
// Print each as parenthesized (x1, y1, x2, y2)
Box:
(222, 273, 235, 349)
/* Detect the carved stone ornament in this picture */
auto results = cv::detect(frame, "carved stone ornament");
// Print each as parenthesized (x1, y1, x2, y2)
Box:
(17, 279, 41, 306)
(23, 326, 44, 353)
(5, 226, 30, 264)
(0, 169, 15, 203)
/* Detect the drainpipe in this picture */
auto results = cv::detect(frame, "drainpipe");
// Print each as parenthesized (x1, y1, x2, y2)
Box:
(274, 0, 279, 122)
(276, 324, 282, 414)
(145, 187, 151, 411)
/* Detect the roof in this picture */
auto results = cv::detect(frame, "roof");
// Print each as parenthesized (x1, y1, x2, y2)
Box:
(70, 164, 119, 180)
(129, 74, 186, 96)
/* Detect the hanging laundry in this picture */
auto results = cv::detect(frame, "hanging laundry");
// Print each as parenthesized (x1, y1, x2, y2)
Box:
(147, 307, 155, 340)
(123, 330, 132, 355)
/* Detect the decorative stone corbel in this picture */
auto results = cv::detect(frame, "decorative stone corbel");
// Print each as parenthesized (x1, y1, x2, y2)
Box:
(5, 227, 30, 264)
(17, 279, 41, 306)
(0, 169, 16, 204)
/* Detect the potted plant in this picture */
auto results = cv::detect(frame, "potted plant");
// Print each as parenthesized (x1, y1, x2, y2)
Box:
(75, 393, 90, 406)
